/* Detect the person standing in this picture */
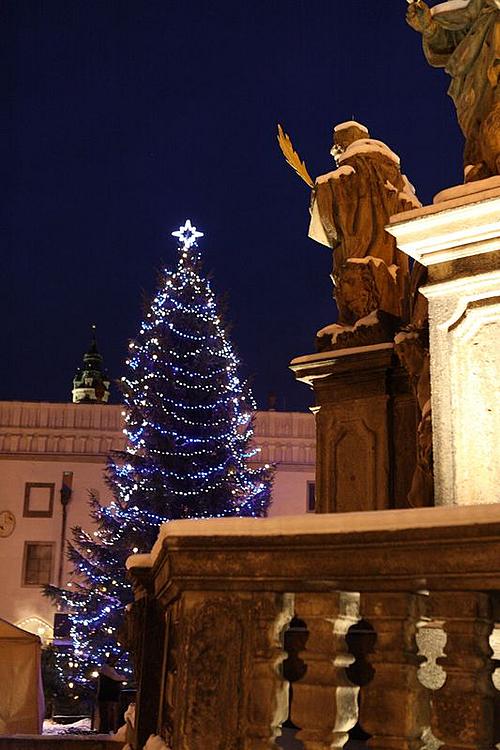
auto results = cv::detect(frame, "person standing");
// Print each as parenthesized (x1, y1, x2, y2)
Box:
(97, 657, 124, 733)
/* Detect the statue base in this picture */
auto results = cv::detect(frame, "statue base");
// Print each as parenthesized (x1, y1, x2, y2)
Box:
(290, 343, 417, 514)
(388, 177, 500, 506)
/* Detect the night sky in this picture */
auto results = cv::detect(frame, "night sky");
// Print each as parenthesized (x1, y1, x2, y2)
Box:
(4, 1, 464, 411)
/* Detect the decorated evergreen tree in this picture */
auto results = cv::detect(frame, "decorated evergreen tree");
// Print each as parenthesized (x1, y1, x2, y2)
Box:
(46, 220, 273, 697)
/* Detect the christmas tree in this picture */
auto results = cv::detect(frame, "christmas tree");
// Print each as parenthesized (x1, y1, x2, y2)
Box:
(46, 220, 273, 698)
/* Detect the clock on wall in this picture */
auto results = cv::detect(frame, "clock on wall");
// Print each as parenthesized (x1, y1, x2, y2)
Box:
(0, 510, 16, 538)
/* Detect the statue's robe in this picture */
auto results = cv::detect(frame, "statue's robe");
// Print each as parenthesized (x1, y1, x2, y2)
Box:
(309, 139, 417, 273)
(422, 0, 500, 165)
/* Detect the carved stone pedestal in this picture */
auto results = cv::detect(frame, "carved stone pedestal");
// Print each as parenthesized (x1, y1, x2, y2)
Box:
(388, 179, 500, 506)
(290, 343, 417, 513)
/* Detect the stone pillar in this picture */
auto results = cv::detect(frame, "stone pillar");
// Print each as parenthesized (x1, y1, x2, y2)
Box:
(172, 591, 291, 750)
(387, 179, 500, 505)
(290, 344, 416, 513)
(133, 598, 167, 749)
(290, 591, 360, 749)
(428, 591, 494, 749)
(357, 592, 428, 749)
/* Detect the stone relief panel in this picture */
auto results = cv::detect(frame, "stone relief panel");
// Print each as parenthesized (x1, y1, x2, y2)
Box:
(332, 419, 377, 513)
(173, 594, 291, 750)
(448, 297, 500, 505)
(178, 598, 248, 750)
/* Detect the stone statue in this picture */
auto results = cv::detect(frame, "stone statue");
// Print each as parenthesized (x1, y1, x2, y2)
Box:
(394, 263, 434, 507)
(277, 121, 421, 350)
(406, 0, 500, 181)
(308, 122, 420, 349)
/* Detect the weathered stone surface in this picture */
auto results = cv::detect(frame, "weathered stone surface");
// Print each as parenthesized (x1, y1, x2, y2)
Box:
(358, 592, 429, 749)
(308, 123, 419, 352)
(428, 592, 495, 749)
(291, 344, 416, 512)
(168, 591, 291, 750)
(128, 504, 500, 748)
(129, 504, 500, 595)
(394, 264, 433, 508)
(291, 592, 359, 749)
(388, 184, 500, 506)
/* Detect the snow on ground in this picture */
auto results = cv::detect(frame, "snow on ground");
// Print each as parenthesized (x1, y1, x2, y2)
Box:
(43, 718, 93, 735)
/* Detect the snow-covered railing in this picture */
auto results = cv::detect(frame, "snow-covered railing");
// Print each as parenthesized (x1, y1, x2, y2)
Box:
(127, 504, 500, 749)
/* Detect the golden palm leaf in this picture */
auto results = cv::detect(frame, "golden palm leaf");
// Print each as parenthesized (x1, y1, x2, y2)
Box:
(277, 124, 314, 189)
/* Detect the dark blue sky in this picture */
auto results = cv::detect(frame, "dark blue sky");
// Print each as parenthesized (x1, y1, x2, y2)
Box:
(4, 0, 464, 410)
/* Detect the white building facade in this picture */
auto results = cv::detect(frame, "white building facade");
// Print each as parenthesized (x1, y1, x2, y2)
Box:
(0, 401, 315, 637)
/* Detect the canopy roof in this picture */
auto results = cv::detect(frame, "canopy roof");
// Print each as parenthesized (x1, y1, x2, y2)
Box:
(0, 618, 41, 642)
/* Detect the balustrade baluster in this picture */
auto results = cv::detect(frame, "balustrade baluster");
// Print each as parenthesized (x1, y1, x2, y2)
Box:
(429, 592, 494, 750)
(358, 592, 428, 750)
(291, 591, 360, 750)
(246, 593, 295, 749)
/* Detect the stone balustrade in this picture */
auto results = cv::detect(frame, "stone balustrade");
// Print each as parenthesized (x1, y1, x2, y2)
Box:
(127, 504, 500, 750)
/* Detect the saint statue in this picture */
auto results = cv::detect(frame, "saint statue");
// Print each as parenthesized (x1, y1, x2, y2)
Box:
(407, 0, 500, 180)
(278, 120, 421, 347)
(308, 122, 420, 334)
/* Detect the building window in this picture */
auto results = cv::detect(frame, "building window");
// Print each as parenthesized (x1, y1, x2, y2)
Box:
(22, 542, 55, 586)
(24, 483, 55, 518)
(306, 481, 316, 513)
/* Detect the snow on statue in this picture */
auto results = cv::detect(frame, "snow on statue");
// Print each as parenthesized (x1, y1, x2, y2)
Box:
(406, 0, 500, 181)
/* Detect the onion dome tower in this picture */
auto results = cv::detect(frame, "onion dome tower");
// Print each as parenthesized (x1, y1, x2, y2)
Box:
(72, 325, 111, 404)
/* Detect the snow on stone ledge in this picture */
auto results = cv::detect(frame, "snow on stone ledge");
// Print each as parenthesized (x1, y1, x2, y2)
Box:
(317, 310, 380, 344)
(126, 552, 153, 571)
(394, 330, 420, 345)
(126, 504, 500, 568)
(290, 342, 394, 367)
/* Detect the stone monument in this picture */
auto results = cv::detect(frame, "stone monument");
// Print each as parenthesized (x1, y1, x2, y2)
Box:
(394, 263, 434, 507)
(379, 0, 500, 505)
(281, 122, 423, 512)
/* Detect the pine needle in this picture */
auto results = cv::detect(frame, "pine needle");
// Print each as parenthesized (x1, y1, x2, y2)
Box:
(277, 124, 314, 189)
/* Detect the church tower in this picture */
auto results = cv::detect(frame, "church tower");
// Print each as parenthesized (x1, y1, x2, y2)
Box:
(72, 325, 111, 404)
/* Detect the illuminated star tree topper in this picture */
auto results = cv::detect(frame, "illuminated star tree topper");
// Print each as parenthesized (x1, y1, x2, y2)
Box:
(171, 218, 204, 248)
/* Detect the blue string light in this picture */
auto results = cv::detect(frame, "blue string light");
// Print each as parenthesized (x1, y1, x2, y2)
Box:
(44, 219, 273, 699)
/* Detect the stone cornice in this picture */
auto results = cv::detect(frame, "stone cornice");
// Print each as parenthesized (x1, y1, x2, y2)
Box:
(0, 401, 315, 464)
(127, 504, 500, 604)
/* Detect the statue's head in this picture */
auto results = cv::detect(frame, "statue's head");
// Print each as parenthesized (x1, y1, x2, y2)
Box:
(334, 262, 379, 324)
(394, 330, 427, 378)
(331, 121, 370, 159)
